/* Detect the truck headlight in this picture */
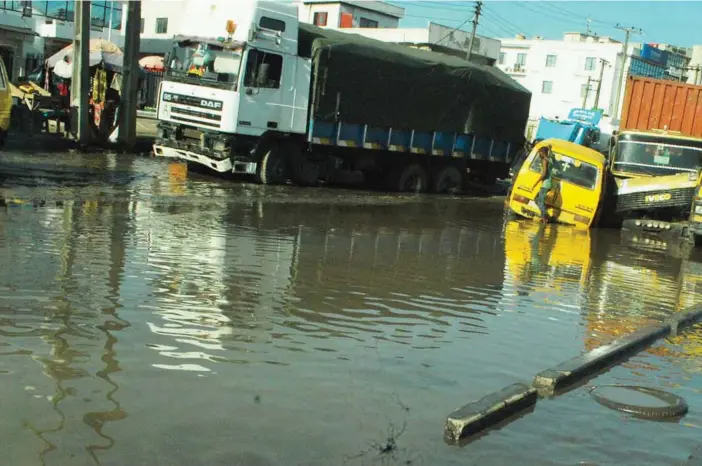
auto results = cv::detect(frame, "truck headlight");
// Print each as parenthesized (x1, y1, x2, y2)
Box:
(695, 205, 702, 214)
(690, 172, 699, 182)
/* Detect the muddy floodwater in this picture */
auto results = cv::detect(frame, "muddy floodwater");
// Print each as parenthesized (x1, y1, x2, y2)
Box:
(2, 152, 702, 465)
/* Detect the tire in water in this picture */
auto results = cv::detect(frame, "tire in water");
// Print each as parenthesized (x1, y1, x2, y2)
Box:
(255, 141, 289, 185)
(289, 144, 320, 186)
(387, 163, 428, 193)
(589, 385, 688, 419)
(431, 165, 463, 194)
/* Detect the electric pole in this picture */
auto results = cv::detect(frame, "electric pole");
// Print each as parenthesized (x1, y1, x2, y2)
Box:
(582, 76, 592, 108)
(594, 58, 610, 109)
(612, 24, 641, 120)
(467, 1, 483, 62)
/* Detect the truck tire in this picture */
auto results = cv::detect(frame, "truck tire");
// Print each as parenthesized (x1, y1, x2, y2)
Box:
(589, 385, 688, 419)
(431, 165, 463, 194)
(289, 145, 319, 186)
(255, 141, 289, 185)
(387, 163, 428, 193)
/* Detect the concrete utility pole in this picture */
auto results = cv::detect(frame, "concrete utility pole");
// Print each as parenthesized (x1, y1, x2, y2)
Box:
(466, 1, 483, 61)
(696, 66, 701, 86)
(71, 0, 91, 145)
(612, 24, 641, 120)
(582, 76, 592, 108)
(594, 58, 610, 109)
(117, 1, 142, 149)
(107, 0, 114, 42)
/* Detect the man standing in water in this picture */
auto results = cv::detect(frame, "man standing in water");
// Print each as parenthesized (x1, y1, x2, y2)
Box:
(532, 144, 556, 223)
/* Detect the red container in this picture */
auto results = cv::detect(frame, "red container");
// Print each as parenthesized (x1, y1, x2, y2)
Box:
(620, 76, 702, 138)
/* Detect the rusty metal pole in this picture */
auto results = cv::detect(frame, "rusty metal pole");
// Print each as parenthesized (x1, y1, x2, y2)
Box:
(117, 0, 142, 149)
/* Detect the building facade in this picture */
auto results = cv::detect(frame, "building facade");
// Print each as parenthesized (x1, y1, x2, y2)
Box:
(497, 33, 622, 120)
(498, 32, 696, 122)
(296, 0, 404, 29)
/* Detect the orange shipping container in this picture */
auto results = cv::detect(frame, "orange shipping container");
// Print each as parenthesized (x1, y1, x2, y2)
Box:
(620, 76, 702, 138)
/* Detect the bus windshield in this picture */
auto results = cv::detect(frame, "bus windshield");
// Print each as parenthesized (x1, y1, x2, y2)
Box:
(166, 40, 243, 89)
(614, 137, 702, 176)
(529, 152, 600, 190)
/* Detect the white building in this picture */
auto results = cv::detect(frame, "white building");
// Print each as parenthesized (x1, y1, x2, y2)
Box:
(497, 33, 623, 121)
(687, 45, 702, 85)
(333, 22, 500, 65)
(0, 0, 173, 81)
(296, 0, 404, 29)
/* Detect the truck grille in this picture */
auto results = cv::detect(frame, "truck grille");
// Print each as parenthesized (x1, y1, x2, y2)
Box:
(615, 187, 695, 213)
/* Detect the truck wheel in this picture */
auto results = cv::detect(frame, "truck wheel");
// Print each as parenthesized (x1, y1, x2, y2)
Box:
(388, 163, 428, 193)
(289, 145, 319, 186)
(255, 142, 289, 185)
(431, 165, 463, 194)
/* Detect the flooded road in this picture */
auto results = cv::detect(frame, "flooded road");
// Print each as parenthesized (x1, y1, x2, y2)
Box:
(1, 152, 702, 465)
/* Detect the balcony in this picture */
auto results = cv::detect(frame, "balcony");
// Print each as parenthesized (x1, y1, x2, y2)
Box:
(505, 63, 527, 74)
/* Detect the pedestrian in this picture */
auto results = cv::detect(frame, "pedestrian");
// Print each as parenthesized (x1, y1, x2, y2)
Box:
(532, 144, 556, 223)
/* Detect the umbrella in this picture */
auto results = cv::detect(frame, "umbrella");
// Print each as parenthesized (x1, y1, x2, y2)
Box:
(139, 55, 164, 71)
(47, 38, 124, 72)
(53, 59, 72, 79)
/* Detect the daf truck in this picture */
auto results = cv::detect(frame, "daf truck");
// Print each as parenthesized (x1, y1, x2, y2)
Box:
(152, 0, 531, 193)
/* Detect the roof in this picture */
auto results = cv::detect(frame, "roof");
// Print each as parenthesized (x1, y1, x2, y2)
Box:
(535, 138, 606, 166)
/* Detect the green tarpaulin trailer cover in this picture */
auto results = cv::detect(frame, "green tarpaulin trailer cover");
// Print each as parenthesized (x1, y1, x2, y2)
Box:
(298, 24, 532, 144)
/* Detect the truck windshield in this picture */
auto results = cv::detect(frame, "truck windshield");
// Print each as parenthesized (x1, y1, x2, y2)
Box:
(529, 152, 600, 190)
(614, 136, 702, 176)
(167, 40, 242, 89)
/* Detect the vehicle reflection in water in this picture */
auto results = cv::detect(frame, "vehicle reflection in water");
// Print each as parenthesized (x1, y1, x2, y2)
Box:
(3, 155, 702, 464)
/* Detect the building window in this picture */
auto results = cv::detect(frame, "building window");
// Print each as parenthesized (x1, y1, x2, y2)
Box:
(313, 12, 328, 26)
(545, 54, 557, 67)
(140, 18, 145, 34)
(156, 17, 168, 34)
(516, 53, 527, 66)
(359, 17, 379, 28)
(542, 80, 553, 94)
(244, 50, 283, 89)
(499, 52, 505, 65)
(585, 57, 596, 71)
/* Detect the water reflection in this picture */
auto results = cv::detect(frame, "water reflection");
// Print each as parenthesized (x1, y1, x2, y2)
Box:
(1, 159, 702, 465)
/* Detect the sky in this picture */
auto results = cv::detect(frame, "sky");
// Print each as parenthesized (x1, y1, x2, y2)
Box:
(386, 1, 702, 48)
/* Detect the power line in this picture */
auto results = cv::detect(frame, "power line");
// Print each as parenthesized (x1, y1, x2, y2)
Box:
(481, 5, 524, 37)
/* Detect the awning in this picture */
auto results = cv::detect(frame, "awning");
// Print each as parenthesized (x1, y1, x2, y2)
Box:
(0, 25, 38, 36)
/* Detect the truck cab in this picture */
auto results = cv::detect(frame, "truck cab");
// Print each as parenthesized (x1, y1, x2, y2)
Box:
(153, 0, 310, 177)
(533, 108, 602, 150)
(607, 129, 702, 232)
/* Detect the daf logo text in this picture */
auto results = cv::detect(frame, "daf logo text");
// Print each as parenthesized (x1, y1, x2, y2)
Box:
(201, 99, 223, 110)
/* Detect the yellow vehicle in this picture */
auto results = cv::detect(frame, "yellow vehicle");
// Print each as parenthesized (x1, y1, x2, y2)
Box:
(504, 219, 592, 293)
(0, 56, 11, 149)
(607, 130, 702, 228)
(507, 138, 607, 228)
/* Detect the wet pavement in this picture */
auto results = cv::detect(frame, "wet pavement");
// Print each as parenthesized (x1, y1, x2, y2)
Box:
(1, 150, 702, 465)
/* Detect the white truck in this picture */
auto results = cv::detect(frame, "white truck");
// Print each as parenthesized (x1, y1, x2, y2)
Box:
(153, 0, 531, 192)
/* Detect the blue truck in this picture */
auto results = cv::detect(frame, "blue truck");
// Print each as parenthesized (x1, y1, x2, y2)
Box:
(534, 108, 603, 149)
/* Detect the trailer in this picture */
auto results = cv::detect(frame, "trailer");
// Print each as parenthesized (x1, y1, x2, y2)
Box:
(152, 0, 531, 193)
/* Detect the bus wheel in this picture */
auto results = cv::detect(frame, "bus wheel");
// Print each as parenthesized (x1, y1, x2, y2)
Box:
(431, 165, 463, 194)
(255, 141, 289, 185)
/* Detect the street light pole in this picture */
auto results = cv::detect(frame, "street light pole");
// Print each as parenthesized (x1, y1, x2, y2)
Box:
(594, 58, 609, 109)
(612, 24, 641, 119)
(107, 0, 114, 42)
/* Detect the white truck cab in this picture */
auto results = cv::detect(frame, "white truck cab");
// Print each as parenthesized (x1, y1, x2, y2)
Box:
(154, 0, 310, 173)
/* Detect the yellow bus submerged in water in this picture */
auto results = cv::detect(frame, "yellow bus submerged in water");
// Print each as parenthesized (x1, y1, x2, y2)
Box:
(507, 139, 607, 228)
(0, 56, 11, 149)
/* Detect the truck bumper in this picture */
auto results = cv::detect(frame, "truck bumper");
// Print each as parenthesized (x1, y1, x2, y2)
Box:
(621, 219, 692, 242)
(152, 144, 233, 173)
